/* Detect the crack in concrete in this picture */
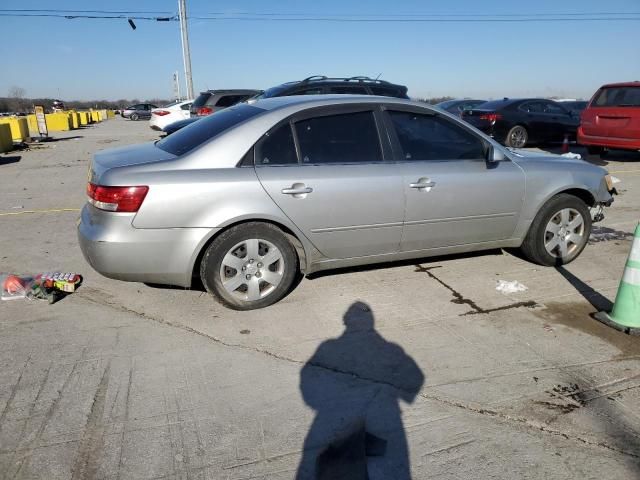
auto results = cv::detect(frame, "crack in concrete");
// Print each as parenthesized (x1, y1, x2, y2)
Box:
(76, 291, 640, 461)
(414, 264, 539, 315)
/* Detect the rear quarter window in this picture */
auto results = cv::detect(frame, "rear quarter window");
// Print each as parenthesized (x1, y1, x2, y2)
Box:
(192, 93, 212, 108)
(156, 104, 264, 156)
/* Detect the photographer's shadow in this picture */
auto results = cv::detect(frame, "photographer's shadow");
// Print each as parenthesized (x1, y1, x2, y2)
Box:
(296, 302, 425, 480)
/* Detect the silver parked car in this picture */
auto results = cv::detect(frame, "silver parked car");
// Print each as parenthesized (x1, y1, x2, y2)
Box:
(78, 96, 615, 310)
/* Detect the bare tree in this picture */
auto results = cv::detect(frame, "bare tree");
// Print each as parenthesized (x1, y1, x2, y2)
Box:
(7, 86, 27, 112)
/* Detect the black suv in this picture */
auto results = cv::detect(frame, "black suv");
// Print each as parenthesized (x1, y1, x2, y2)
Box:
(190, 89, 261, 117)
(250, 76, 409, 101)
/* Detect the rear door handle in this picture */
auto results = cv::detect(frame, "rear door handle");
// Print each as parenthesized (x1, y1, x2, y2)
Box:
(281, 184, 313, 196)
(409, 178, 436, 191)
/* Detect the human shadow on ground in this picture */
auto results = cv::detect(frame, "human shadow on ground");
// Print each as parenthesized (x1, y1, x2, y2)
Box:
(296, 302, 424, 480)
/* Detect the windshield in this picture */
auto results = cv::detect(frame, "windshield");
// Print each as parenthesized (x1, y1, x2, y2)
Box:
(156, 104, 264, 156)
(593, 87, 640, 107)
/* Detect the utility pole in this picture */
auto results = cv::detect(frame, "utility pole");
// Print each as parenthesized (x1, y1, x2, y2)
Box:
(178, 0, 194, 99)
(173, 71, 181, 100)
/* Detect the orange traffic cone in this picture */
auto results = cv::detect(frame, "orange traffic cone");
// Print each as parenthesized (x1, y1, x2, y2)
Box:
(561, 134, 569, 153)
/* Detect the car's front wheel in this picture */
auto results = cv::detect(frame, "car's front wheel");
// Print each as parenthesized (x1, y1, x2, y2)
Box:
(520, 193, 592, 266)
(505, 125, 528, 148)
(200, 222, 299, 310)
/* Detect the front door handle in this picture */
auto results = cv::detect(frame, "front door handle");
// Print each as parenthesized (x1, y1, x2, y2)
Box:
(281, 183, 313, 197)
(409, 178, 436, 192)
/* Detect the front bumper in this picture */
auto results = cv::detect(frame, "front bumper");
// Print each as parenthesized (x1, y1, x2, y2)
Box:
(77, 204, 219, 287)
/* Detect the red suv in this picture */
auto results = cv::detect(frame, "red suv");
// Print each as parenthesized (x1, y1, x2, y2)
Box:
(578, 81, 640, 154)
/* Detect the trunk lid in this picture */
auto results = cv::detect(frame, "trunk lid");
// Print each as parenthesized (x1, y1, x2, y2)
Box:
(461, 109, 495, 129)
(89, 142, 176, 184)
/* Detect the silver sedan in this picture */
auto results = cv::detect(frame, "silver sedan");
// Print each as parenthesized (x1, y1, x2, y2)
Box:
(78, 96, 615, 310)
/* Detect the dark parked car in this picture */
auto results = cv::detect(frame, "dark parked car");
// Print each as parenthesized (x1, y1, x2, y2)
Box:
(121, 104, 158, 121)
(561, 100, 589, 116)
(162, 117, 200, 135)
(461, 98, 579, 148)
(578, 81, 640, 154)
(436, 99, 487, 116)
(249, 76, 409, 101)
(190, 90, 261, 117)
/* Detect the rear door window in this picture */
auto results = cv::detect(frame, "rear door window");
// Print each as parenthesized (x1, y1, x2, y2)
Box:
(593, 87, 640, 107)
(542, 102, 567, 115)
(388, 111, 485, 161)
(519, 102, 544, 113)
(294, 111, 382, 164)
(255, 123, 298, 166)
(156, 104, 264, 156)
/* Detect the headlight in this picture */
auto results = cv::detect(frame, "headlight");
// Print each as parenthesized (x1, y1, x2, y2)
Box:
(604, 174, 614, 191)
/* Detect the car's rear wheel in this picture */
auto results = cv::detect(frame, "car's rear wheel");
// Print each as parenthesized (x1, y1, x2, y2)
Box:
(200, 222, 298, 310)
(520, 194, 591, 266)
(130, 113, 139, 121)
(505, 125, 528, 148)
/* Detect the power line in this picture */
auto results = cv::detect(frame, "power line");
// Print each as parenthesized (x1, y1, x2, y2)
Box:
(1, 10, 639, 23)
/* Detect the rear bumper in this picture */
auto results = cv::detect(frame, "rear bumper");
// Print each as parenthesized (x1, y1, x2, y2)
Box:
(77, 204, 219, 287)
(577, 128, 640, 151)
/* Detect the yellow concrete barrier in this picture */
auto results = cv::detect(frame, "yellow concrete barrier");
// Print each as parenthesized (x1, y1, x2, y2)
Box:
(45, 113, 72, 131)
(68, 112, 79, 129)
(78, 112, 89, 125)
(90, 111, 100, 123)
(0, 117, 29, 142)
(107, 110, 115, 119)
(27, 114, 38, 133)
(0, 124, 13, 153)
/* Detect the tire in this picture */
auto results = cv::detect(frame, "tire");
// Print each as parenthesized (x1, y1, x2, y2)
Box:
(200, 222, 299, 310)
(505, 125, 528, 148)
(130, 113, 139, 121)
(520, 194, 592, 266)
(586, 146, 604, 155)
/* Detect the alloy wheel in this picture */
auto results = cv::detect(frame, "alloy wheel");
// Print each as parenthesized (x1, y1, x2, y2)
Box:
(544, 208, 585, 259)
(219, 238, 284, 301)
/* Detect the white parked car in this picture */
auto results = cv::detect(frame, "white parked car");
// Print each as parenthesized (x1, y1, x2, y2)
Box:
(149, 100, 193, 131)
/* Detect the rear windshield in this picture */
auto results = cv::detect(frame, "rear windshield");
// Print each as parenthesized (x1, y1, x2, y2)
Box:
(593, 87, 640, 107)
(156, 104, 264, 156)
(191, 92, 212, 108)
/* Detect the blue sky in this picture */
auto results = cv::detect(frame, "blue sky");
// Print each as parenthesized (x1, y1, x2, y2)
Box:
(1, 0, 639, 101)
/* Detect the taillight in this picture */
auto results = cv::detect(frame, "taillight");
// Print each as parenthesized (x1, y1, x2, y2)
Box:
(479, 113, 502, 123)
(197, 106, 213, 115)
(87, 183, 149, 212)
(153, 110, 170, 116)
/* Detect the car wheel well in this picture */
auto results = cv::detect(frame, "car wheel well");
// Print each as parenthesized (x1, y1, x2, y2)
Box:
(556, 188, 595, 207)
(191, 219, 307, 285)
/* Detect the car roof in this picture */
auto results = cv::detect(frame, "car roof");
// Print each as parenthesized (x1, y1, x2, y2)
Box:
(251, 94, 430, 112)
(199, 89, 261, 95)
(598, 81, 640, 88)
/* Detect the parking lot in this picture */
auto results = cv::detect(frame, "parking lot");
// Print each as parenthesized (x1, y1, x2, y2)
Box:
(1, 117, 640, 479)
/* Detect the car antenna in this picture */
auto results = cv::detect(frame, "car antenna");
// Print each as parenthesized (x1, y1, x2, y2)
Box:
(375, 73, 382, 80)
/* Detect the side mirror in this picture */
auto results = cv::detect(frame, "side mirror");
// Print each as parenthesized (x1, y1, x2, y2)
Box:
(487, 146, 506, 162)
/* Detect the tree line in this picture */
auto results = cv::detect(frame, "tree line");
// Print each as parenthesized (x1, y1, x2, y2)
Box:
(0, 90, 172, 113)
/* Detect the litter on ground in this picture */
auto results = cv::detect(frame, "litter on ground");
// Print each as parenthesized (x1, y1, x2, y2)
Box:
(560, 152, 582, 159)
(496, 280, 528, 294)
